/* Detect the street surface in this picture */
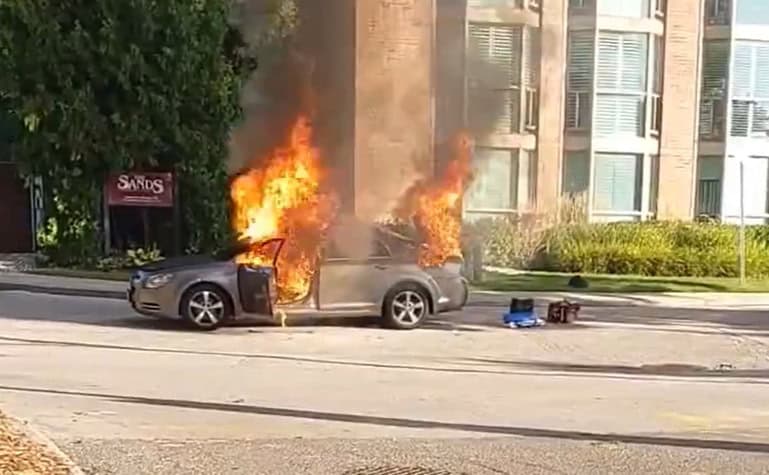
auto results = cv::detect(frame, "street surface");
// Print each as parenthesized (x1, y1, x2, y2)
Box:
(1, 289, 768, 473)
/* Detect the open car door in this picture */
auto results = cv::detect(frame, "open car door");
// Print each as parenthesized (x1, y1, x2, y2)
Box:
(237, 238, 284, 316)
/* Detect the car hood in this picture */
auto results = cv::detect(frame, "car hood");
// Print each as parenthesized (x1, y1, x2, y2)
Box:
(138, 255, 226, 273)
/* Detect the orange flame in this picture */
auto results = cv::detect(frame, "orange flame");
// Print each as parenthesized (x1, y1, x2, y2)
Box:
(394, 134, 473, 267)
(231, 116, 336, 303)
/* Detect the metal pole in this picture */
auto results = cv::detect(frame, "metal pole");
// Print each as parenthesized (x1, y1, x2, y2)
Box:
(739, 159, 746, 286)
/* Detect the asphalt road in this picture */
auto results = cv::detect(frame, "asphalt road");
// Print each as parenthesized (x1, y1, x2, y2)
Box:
(1, 290, 769, 473)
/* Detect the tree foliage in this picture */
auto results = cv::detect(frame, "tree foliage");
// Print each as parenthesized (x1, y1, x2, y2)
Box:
(0, 0, 253, 263)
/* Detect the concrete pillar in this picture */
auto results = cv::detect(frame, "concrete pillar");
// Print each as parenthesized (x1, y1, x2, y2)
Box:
(353, 0, 436, 221)
(535, 0, 568, 214)
(656, 0, 703, 220)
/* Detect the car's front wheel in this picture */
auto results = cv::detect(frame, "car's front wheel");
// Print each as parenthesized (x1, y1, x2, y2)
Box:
(180, 284, 231, 331)
(382, 283, 429, 330)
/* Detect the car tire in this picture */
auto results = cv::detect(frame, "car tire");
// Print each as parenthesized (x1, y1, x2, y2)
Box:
(382, 283, 430, 330)
(180, 284, 231, 331)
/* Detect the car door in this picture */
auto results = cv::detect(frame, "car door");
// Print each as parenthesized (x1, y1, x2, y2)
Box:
(318, 238, 392, 314)
(237, 238, 284, 316)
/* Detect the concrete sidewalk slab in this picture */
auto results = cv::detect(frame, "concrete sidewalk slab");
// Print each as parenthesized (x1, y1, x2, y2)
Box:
(0, 272, 125, 300)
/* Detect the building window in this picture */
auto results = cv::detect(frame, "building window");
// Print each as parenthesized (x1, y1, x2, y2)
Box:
(706, 0, 730, 25)
(523, 26, 540, 132)
(742, 156, 769, 218)
(593, 153, 642, 213)
(562, 151, 590, 196)
(597, 0, 650, 18)
(700, 41, 728, 140)
(467, 23, 523, 134)
(465, 148, 518, 214)
(696, 155, 722, 218)
(569, 0, 591, 10)
(566, 31, 593, 130)
(649, 154, 659, 215)
(595, 32, 648, 137)
(736, 0, 769, 26)
(730, 41, 769, 138)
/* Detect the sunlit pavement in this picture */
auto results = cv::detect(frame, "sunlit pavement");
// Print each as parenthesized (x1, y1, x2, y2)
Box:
(1, 290, 768, 473)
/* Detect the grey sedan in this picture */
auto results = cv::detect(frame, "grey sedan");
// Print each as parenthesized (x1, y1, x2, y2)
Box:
(127, 229, 468, 330)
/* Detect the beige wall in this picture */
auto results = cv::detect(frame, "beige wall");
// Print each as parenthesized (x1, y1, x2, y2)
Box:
(353, 0, 436, 221)
(656, 0, 702, 219)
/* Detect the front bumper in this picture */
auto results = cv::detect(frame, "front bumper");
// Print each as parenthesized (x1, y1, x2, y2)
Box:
(127, 275, 180, 319)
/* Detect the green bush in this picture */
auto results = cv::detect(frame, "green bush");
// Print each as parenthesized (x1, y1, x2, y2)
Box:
(467, 219, 769, 279)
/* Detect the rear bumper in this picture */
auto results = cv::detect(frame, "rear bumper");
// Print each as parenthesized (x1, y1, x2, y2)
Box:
(436, 277, 469, 313)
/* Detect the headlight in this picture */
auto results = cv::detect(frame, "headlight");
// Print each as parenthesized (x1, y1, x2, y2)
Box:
(144, 273, 174, 289)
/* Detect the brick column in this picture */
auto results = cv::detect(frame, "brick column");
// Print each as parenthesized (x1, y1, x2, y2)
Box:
(353, 0, 436, 221)
(535, 0, 568, 214)
(656, 0, 702, 220)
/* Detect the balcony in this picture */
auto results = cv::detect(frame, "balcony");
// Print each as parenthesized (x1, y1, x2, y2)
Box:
(705, 0, 730, 26)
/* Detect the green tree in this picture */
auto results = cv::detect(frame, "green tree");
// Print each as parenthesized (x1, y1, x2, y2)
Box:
(0, 0, 259, 264)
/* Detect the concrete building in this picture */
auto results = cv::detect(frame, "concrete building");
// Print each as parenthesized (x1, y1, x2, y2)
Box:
(455, 0, 769, 223)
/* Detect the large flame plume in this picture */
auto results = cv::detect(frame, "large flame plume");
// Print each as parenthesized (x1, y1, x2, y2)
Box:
(231, 116, 337, 303)
(393, 134, 473, 267)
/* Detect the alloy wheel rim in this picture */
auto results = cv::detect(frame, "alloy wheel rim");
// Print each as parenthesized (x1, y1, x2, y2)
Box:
(188, 290, 225, 326)
(392, 290, 426, 325)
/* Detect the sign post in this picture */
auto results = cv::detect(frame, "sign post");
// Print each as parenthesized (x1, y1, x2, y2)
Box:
(739, 159, 746, 286)
(104, 172, 175, 251)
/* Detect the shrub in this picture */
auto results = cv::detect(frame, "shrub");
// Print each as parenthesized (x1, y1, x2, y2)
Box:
(466, 217, 769, 279)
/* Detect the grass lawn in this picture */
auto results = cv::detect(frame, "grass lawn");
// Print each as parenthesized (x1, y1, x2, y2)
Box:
(28, 268, 130, 281)
(474, 270, 769, 293)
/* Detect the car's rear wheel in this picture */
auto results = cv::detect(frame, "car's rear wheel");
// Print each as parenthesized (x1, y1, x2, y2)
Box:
(382, 283, 429, 330)
(180, 284, 231, 331)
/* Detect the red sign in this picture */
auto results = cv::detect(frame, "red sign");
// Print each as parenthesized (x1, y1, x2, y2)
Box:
(106, 172, 174, 207)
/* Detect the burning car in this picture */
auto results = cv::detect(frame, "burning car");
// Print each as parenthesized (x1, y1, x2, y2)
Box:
(127, 226, 469, 330)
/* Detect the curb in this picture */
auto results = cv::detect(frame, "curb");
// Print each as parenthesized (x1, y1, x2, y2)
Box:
(0, 283, 125, 300)
(5, 414, 85, 475)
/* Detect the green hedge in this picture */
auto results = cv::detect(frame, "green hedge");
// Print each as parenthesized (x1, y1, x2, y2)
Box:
(467, 219, 769, 278)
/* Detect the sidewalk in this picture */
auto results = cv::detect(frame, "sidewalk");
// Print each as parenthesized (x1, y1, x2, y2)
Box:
(2, 271, 769, 309)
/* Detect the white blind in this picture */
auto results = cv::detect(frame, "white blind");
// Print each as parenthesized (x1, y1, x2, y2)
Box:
(731, 41, 769, 137)
(595, 95, 644, 137)
(524, 26, 540, 88)
(566, 31, 593, 129)
(568, 31, 594, 90)
(743, 156, 769, 216)
(468, 23, 522, 88)
(593, 154, 641, 212)
(597, 32, 647, 92)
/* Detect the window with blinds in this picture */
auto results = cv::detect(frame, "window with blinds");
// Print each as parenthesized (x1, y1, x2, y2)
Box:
(524, 26, 540, 131)
(736, 0, 769, 26)
(700, 40, 728, 140)
(649, 155, 659, 215)
(705, 0, 730, 25)
(730, 41, 769, 138)
(592, 153, 642, 212)
(465, 148, 518, 212)
(597, 0, 650, 18)
(467, 23, 523, 134)
(595, 32, 648, 137)
(562, 151, 590, 196)
(566, 30, 594, 130)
